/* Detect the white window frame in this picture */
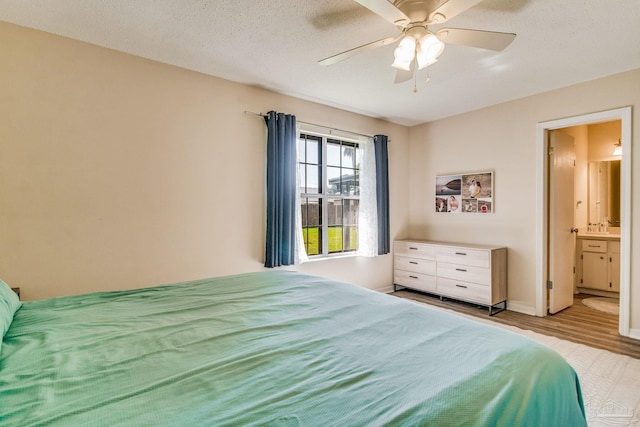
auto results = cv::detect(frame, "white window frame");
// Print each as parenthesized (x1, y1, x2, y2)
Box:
(298, 131, 360, 258)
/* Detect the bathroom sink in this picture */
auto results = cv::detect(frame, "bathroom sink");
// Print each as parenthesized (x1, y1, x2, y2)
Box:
(581, 231, 621, 239)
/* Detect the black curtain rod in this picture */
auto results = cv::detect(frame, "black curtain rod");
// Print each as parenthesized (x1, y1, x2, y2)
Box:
(243, 110, 374, 139)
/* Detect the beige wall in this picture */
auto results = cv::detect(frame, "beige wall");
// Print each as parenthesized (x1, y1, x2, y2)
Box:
(409, 68, 639, 328)
(0, 22, 410, 300)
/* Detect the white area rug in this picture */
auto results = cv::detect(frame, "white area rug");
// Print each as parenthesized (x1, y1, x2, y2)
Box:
(408, 300, 640, 426)
(583, 297, 620, 315)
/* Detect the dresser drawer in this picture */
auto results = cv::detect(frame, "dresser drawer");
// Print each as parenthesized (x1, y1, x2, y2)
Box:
(394, 270, 437, 293)
(436, 247, 489, 268)
(437, 262, 490, 286)
(394, 256, 436, 276)
(394, 241, 436, 260)
(582, 240, 607, 253)
(437, 277, 490, 305)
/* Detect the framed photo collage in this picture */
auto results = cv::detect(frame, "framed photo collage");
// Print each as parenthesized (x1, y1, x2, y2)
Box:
(435, 171, 493, 214)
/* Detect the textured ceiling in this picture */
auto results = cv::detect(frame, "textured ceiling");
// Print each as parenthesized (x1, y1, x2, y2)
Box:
(1, 0, 639, 126)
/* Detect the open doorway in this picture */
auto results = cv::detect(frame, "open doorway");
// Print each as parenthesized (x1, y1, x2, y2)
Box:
(549, 121, 621, 325)
(535, 107, 632, 337)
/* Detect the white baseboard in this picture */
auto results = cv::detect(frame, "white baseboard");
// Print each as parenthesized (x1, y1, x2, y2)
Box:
(379, 285, 395, 294)
(506, 301, 537, 316)
(628, 328, 640, 340)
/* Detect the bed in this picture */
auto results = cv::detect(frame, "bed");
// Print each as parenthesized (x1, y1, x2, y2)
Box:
(1, 271, 586, 426)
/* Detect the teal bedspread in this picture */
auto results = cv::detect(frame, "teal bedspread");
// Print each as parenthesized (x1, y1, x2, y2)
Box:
(0, 271, 586, 426)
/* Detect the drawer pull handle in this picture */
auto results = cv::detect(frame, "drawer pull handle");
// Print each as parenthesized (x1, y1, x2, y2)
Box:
(588, 245, 600, 248)
(455, 268, 467, 272)
(409, 247, 418, 250)
(455, 284, 468, 289)
(409, 261, 418, 264)
(409, 275, 418, 279)
(455, 252, 467, 256)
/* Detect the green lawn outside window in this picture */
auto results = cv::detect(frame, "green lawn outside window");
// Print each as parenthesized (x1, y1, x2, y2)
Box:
(303, 226, 357, 255)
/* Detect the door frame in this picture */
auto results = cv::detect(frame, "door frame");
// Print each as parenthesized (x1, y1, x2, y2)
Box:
(535, 107, 632, 337)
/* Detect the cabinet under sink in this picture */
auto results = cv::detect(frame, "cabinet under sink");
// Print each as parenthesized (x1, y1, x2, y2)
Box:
(576, 237, 620, 293)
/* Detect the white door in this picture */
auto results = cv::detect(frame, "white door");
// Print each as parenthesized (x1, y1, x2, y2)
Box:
(548, 131, 576, 314)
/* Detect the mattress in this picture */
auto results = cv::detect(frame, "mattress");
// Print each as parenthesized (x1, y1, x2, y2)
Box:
(0, 271, 586, 426)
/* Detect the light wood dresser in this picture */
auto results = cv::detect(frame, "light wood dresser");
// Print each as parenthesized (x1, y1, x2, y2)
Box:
(394, 240, 507, 315)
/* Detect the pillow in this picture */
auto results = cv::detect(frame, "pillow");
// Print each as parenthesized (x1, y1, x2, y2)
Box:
(0, 278, 22, 341)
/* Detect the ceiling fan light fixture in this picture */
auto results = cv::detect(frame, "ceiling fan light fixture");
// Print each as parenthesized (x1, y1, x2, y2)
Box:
(416, 52, 438, 69)
(392, 36, 416, 70)
(418, 34, 445, 62)
(391, 55, 412, 71)
(398, 35, 416, 52)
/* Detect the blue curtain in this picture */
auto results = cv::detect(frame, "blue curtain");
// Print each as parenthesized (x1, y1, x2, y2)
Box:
(264, 111, 297, 267)
(374, 135, 390, 255)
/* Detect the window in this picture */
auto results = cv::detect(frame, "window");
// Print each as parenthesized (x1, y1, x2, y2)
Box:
(298, 133, 360, 256)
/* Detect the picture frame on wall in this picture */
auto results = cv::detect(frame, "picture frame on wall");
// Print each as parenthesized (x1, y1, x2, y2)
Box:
(435, 171, 493, 213)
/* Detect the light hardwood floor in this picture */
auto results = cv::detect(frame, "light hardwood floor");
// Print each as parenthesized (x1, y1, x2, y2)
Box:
(393, 290, 640, 359)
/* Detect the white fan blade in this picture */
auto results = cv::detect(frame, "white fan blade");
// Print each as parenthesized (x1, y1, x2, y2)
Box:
(437, 28, 516, 51)
(318, 35, 400, 66)
(394, 69, 412, 83)
(394, 61, 415, 83)
(354, 0, 410, 27)
(429, 0, 483, 24)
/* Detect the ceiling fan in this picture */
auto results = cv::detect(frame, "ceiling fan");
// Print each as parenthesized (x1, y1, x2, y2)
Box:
(318, 0, 516, 84)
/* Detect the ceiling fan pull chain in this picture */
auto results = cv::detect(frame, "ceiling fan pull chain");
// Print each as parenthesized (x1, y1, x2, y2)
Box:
(413, 63, 418, 93)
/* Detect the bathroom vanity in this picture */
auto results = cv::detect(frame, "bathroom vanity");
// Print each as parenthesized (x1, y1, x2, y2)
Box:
(575, 231, 620, 295)
(577, 156, 621, 297)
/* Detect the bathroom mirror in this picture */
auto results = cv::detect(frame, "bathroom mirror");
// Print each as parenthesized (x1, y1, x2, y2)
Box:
(587, 160, 621, 226)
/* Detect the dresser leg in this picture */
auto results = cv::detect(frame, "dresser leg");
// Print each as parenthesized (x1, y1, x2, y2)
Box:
(489, 300, 507, 316)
